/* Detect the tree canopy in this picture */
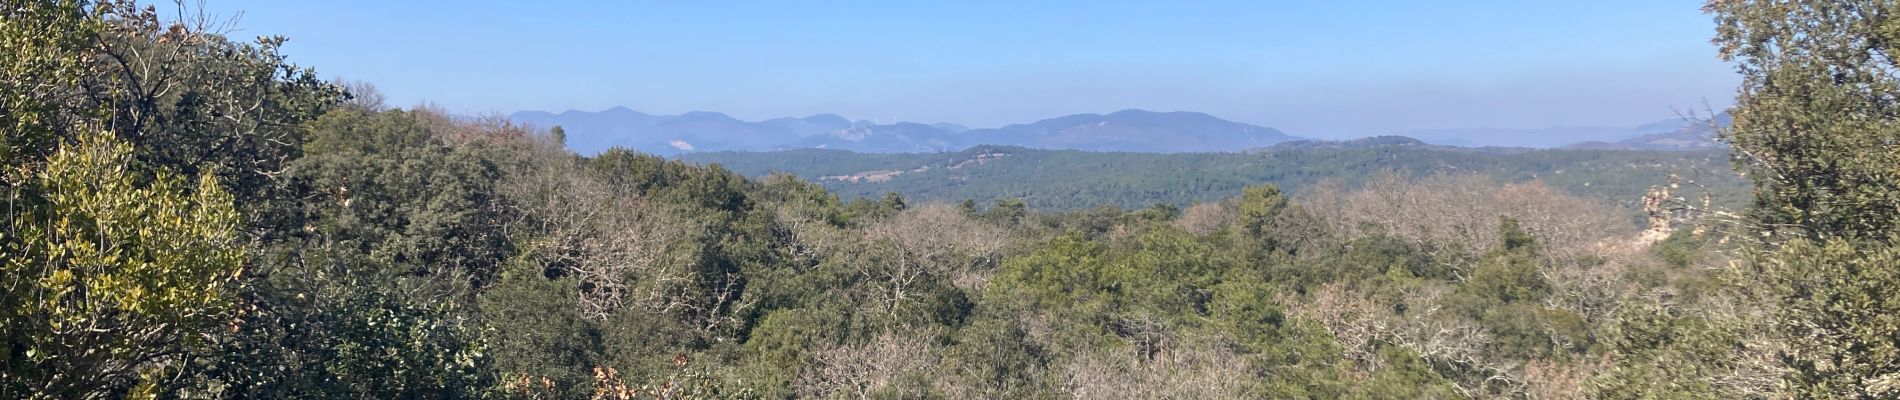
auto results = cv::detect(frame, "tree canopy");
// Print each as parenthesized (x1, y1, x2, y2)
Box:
(3, 0, 1896, 399)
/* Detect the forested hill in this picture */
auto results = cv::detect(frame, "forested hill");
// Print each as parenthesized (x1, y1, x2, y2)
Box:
(680, 140, 1748, 211)
(15, 2, 1900, 398)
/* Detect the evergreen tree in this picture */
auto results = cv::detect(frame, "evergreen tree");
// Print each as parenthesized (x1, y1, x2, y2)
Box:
(1710, 1, 1900, 396)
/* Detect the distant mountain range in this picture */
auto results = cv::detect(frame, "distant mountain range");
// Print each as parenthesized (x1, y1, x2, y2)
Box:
(1389, 113, 1728, 149)
(510, 107, 1727, 155)
(510, 108, 1300, 155)
(958, 110, 1296, 153)
(508, 107, 845, 155)
(1564, 113, 1730, 151)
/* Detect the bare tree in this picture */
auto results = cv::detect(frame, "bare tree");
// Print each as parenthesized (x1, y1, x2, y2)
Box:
(1173, 201, 1235, 236)
(495, 137, 704, 323)
(1281, 283, 1533, 399)
(1280, 284, 1388, 371)
(1522, 357, 1603, 400)
(337, 79, 387, 111)
(794, 329, 942, 399)
(1304, 173, 1635, 315)
(1306, 174, 1628, 268)
(860, 203, 1009, 312)
(1059, 333, 1258, 399)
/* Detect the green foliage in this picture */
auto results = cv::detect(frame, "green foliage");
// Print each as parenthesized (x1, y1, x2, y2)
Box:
(1459, 218, 1552, 305)
(738, 306, 856, 397)
(880, 191, 907, 212)
(0, 0, 100, 168)
(1234, 185, 1290, 236)
(1591, 301, 1743, 399)
(89, 0, 344, 211)
(219, 274, 491, 398)
(1753, 239, 1900, 398)
(1711, 0, 1900, 242)
(2, 133, 244, 397)
(1360, 346, 1462, 399)
(17, 1, 1869, 398)
(984, 197, 1028, 225)
(938, 316, 1057, 399)
(178, 110, 506, 398)
(481, 261, 601, 398)
(294, 109, 514, 286)
(1705, 1, 1900, 397)
(1651, 228, 1708, 268)
(992, 234, 1115, 312)
(980, 221, 1409, 398)
(1442, 218, 1593, 362)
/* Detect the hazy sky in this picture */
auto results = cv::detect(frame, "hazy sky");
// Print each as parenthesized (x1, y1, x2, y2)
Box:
(183, 1, 1736, 138)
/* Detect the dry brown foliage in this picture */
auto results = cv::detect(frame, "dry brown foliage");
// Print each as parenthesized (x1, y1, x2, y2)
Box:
(861, 203, 1009, 311)
(794, 330, 942, 399)
(1282, 283, 1540, 398)
(1304, 174, 1632, 271)
(1303, 173, 1651, 329)
(488, 137, 750, 333)
(1523, 357, 1604, 400)
(1173, 201, 1235, 236)
(1058, 334, 1257, 399)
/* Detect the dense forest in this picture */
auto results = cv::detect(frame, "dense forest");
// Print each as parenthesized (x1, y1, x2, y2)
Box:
(3, 1, 1898, 399)
(680, 139, 1748, 213)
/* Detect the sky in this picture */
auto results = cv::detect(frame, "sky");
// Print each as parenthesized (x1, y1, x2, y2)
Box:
(175, 1, 1737, 138)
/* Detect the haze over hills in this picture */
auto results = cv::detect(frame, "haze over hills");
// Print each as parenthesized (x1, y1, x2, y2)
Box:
(1396, 126, 1669, 148)
(1565, 113, 1731, 151)
(509, 107, 832, 155)
(513, 107, 1727, 155)
(1389, 113, 1729, 149)
(956, 110, 1297, 153)
(511, 108, 1301, 155)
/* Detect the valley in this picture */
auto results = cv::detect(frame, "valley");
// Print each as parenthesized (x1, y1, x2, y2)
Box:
(682, 140, 1747, 212)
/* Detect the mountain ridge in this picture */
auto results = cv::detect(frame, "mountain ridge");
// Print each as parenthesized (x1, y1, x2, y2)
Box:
(511, 107, 1729, 155)
(509, 108, 1304, 155)
(1563, 113, 1730, 151)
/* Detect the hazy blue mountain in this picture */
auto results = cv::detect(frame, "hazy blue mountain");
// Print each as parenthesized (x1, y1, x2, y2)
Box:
(657, 111, 798, 153)
(760, 113, 854, 137)
(1565, 113, 1730, 151)
(1567, 124, 1723, 151)
(514, 106, 1725, 155)
(510, 107, 1299, 155)
(1258, 135, 1437, 151)
(1631, 117, 1695, 134)
(930, 122, 971, 133)
(793, 122, 962, 153)
(510, 108, 800, 155)
(1397, 114, 1731, 149)
(510, 107, 667, 154)
(512, 107, 972, 154)
(1397, 126, 1642, 148)
(957, 109, 1300, 152)
(511, 108, 952, 154)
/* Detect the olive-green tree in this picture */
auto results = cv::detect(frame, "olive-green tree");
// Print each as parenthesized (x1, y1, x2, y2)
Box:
(1709, 1, 1900, 396)
(2, 132, 244, 398)
(2, 3, 254, 397)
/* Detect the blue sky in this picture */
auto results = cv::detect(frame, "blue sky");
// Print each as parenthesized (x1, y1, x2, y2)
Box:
(181, 1, 1735, 138)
